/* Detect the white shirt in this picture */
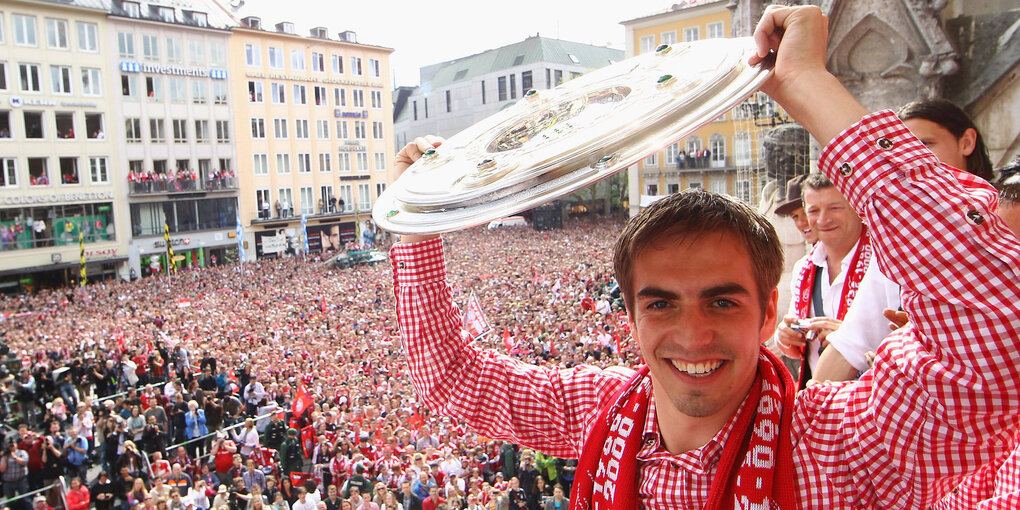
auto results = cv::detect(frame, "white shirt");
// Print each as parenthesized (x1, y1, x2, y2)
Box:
(782, 239, 861, 372)
(825, 256, 902, 371)
(291, 499, 316, 510)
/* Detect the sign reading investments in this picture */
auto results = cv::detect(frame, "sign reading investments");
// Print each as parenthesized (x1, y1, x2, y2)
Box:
(120, 61, 228, 79)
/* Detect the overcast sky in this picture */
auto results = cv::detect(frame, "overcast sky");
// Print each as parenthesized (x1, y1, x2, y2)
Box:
(225, 0, 680, 87)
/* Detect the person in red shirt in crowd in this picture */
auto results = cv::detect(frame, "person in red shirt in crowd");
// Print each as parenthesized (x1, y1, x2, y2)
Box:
(421, 486, 444, 510)
(65, 477, 90, 510)
(211, 434, 237, 485)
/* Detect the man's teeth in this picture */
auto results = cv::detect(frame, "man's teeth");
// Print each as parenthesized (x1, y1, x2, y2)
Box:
(671, 360, 723, 375)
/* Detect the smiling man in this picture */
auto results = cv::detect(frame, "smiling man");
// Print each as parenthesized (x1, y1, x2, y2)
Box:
(389, 5, 1020, 508)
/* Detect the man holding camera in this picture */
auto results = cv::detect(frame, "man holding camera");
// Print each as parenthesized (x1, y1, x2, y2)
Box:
(1, 439, 30, 510)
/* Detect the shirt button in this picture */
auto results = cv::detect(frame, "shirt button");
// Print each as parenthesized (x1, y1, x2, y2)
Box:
(398, 261, 405, 269)
(643, 438, 655, 446)
(839, 163, 852, 176)
(878, 137, 894, 149)
(966, 210, 985, 225)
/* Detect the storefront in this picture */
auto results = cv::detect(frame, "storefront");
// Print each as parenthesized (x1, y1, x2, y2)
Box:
(131, 229, 240, 277)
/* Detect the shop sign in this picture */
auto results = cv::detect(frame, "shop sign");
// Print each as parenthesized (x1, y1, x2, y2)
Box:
(120, 61, 227, 80)
(334, 110, 368, 118)
(85, 248, 119, 259)
(153, 237, 192, 249)
(244, 71, 381, 88)
(3, 191, 114, 204)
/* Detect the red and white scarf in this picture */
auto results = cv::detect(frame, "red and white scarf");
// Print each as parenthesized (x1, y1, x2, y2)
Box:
(791, 229, 872, 322)
(570, 350, 797, 510)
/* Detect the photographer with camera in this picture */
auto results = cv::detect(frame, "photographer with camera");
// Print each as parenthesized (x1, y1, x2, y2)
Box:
(1, 438, 30, 510)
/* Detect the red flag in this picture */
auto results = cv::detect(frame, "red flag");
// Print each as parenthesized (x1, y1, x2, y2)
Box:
(549, 339, 557, 357)
(300, 425, 315, 458)
(463, 292, 491, 340)
(292, 384, 313, 418)
(502, 327, 513, 351)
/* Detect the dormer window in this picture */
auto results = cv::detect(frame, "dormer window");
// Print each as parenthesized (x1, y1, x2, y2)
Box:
(276, 22, 295, 34)
(122, 1, 140, 17)
(242, 16, 262, 30)
(152, 6, 175, 23)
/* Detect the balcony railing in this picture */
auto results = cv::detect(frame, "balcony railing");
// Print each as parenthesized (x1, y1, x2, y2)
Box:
(129, 177, 238, 195)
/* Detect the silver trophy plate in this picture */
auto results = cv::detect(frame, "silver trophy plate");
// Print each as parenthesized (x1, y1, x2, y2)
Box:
(373, 37, 773, 234)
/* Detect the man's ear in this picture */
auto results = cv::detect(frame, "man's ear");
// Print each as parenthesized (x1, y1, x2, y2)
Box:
(959, 127, 977, 157)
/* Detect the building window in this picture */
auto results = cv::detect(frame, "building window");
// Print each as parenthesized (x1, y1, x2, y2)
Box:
(509, 74, 517, 99)
(644, 153, 657, 166)
(709, 176, 726, 194)
(77, 22, 98, 52)
(253, 154, 268, 175)
(248, 81, 263, 102)
(480, 81, 486, 104)
(352, 89, 364, 108)
(250, 118, 265, 139)
(372, 121, 383, 140)
(312, 52, 325, 72)
(646, 184, 657, 195)
(685, 135, 703, 157)
(445, 90, 451, 113)
(278, 189, 293, 215)
(45, 18, 68, 49)
(709, 133, 726, 165)
(665, 142, 681, 166)
(412, 101, 417, 121)
(125, 118, 141, 142)
(28, 158, 49, 185)
(356, 153, 368, 171)
(350, 57, 362, 76)
(639, 35, 654, 54)
(371, 90, 382, 109)
(167, 77, 184, 103)
(118, 32, 134, 58)
(0, 62, 7, 90)
(85, 113, 103, 138)
(188, 40, 204, 65)
(376, 182, 386, 199)
(374, 152, 386, 171)
(167, 37, 183, 63)
(331, 54, 344, 74)
(291, 50, 305, 71)
(314, 86, 327, 106)
(734, 131, 751, 166)
(295, 119, 309, 139)
(89, 157, 109, 184)
(23, 111, 43, 138)
(271, 82, 285, 103)
(145, 76, 162, 101)
(210, 42, 225, 67)
(121, 75, 138, 98)
(245, 43, 261, 66)
(336, 120, 348, 139)
(192, 81, 206, 104)
(358, 183, 371, 210)
(19, 63, 41, 92)
(667, 183, 679, 194)
(273, 118, 288, 139)
(299, 186, 314, 215)
(684, 27, 700, 42)
(216, 120, 229, 143)
(59, 157, 79, 184)
(334, 87, 346, 107)
(14, 15, 38, 46)
(143, 34, 158, 61)
(293, 85, 306, 104)
(707, 21, 725, 39)
(661, 31, 677, 45)
(213, 82, 227, 104)
(195, 120, 208, 142)
(0, 159, 17, 188)
(276, 153, 290, 174)
(149, 119, 165, 143)
(318, 153, 331, 172)
(498, 76, 507, 101)
(316, 120, 329, 139)
(337, 153, 350, 171)
(353, 120, 366, 139)
(51, 66, 72, 94)
(369, 58, 381, 78)
(297, 153, 311, 173)
(0, 111, 8, 137)
(81, 68, 102, 96)
(54, 112, 74, 138)
(521, 71, 532, 95)
(268, 47, 283, 69)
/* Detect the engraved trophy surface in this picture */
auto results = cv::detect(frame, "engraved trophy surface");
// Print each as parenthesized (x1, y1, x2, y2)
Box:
(374, 37, 773, 234)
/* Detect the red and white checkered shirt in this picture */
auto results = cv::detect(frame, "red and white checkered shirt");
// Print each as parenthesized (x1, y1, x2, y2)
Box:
(391, 111, 1020, 509)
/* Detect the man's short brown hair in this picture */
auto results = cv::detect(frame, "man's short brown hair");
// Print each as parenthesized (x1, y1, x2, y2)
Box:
(800, 172, 834, 192)
(613, 188, 783, 315)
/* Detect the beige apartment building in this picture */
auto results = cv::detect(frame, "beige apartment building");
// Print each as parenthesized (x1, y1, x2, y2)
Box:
(229, 18, 394, 258)
(0, 0, 127, 291)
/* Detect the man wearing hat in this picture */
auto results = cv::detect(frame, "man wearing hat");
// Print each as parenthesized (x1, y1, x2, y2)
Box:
(773, 174, 817, 246)
(279, 428, 303, 476)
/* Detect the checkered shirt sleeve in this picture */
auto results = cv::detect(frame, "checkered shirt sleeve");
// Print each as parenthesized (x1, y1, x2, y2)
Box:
(794, 111, 1020, 508)
(390, 238, 634, 459)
